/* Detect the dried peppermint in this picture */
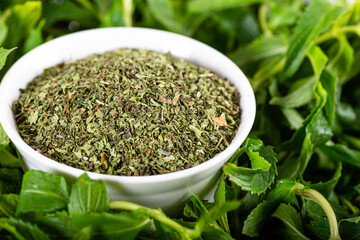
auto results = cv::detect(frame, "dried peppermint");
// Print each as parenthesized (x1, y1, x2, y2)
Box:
(14, 48, 241, 176)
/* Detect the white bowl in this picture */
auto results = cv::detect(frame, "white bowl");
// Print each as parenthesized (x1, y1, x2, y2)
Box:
(0, 27, 255, 214)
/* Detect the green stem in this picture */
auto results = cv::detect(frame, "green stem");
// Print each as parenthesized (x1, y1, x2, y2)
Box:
(295, 184, 341, 240)
(123, 0, 133, 27)
(314, 24, 360, 45)
(109, 201, 199, 239)
(339, 196, 359, 215)
(259, 4, 272, 37)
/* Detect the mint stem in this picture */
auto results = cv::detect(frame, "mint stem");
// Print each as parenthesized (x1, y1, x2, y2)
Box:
(295, 184, 341, 240)
(109, 201, 199, 240)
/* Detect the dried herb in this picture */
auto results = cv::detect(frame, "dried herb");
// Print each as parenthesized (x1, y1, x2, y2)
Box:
(14, 49, 240, 176)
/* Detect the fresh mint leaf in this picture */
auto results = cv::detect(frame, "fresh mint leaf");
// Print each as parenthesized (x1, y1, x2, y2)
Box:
(37, 211, 76, 239)
(16, 170, 69, 215)
(242, 200, 276, 237)
(0, 123, 10, 151)
(223, 139, 277, 194)
(3, 1, 42, 47)
(339, 216, 360, 240)
(229, 35, 288, 67)
(0, 147, 21, 168)
(242, 178, 299, 237)
(183, 193, 208, 220)
(0, 218, 50, 240)
(188, 0, 270, 13)
(0, 47, 15, 71)
(307, 45, 328, 78)
(321, 69, 337, 125)
(68, 173, 109, 214)
(327, 35, 354, 83)
(305, 218, 330, 240)
(0, 15, 8, 46)
(270, 76, 317, 108)
(73, 225, 92, 240)
(319, 144, 360, 167)
(42, 1, 95, 27)
(146, 0, 181, 32)
(271, 203, 309, 240)
(211, 8, 260, 45)
(301, 162, 342, 198)
(281, 82, 331, 153)
(282, 0, 346, 79)
(0, 168, 22, 194)
(267, 178, 299, 206)
(100, 0, 125, 27)
(196, 201, 241, 233)
(214, 175, 230, 233)
(23, 19, 45, 53)
(201, 224, 234, 240)
(0, 194, 18, 218)
(268, 4, 301, 30)
(70, 210, 151, 239)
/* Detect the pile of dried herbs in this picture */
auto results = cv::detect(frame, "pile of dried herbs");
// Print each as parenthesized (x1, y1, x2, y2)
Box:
(14, 49, 240, 176)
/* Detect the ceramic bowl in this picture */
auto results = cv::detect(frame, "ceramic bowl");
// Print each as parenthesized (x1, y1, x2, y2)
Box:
(0, 27, 255, 214)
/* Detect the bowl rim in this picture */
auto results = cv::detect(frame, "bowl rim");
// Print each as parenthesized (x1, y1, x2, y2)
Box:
(0, 27, 256, 184)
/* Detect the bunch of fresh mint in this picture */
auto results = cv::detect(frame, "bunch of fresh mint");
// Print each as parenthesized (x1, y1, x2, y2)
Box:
(1, 0, 360, 239)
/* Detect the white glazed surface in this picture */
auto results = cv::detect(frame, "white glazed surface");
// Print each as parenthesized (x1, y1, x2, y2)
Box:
(0, 27, 256, 213)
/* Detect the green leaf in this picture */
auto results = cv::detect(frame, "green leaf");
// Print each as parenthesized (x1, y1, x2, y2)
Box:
(68, 173, 109, 214)
(228, 35, 288, 67)
(223, 139, 277, 194)
(242, 200, 277, 237)
(42, 1, 96, 27)
(321, 69, 337, 125)
(268, 4, 301, 30)
(188, 0, 270, 13)
(339, 216, 360, 240)
(0, 147, 21, 168)
(0, 123, 10, 151)
(272, 203, 309, 240)
(196, 201, 241, 233)
(3, 1, 42, 47)
(23, 19, 45, 53)
(281, 108, 304, 130)
(319, 144, 360, 167)
(146, 0, 181, 32)
(214, 175, 230, 233)
(0, 168, 22, 194)
(0, 47, 15, 71)
(16, 170, 69, 215)
(70, 210, 151, 239)
(100, 0, 125, 27)
(201, 225, 235, 240)
(37, 211, 76, 238)
(210, 8, 260, 45)
(0, 218, 24, 240)
(305, 218, 330, 240)
(302, 162, 342, 198)
(337, 101, 357, 127)
(307, 45, 328, 78)
(267, 178, 299, 206)
(0, 194, 18, 218)
(0, 218, 50, 240)
(242, 178, 300, 237)
(282, 0, 346, 79)
(73, 225, 92, 240)
(270, 76, 317, 108)
(183, 193, 208, 220)
(327, 35, 354, 83)
(0, 15, 8, 46)
(280, 81, 331, 153)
